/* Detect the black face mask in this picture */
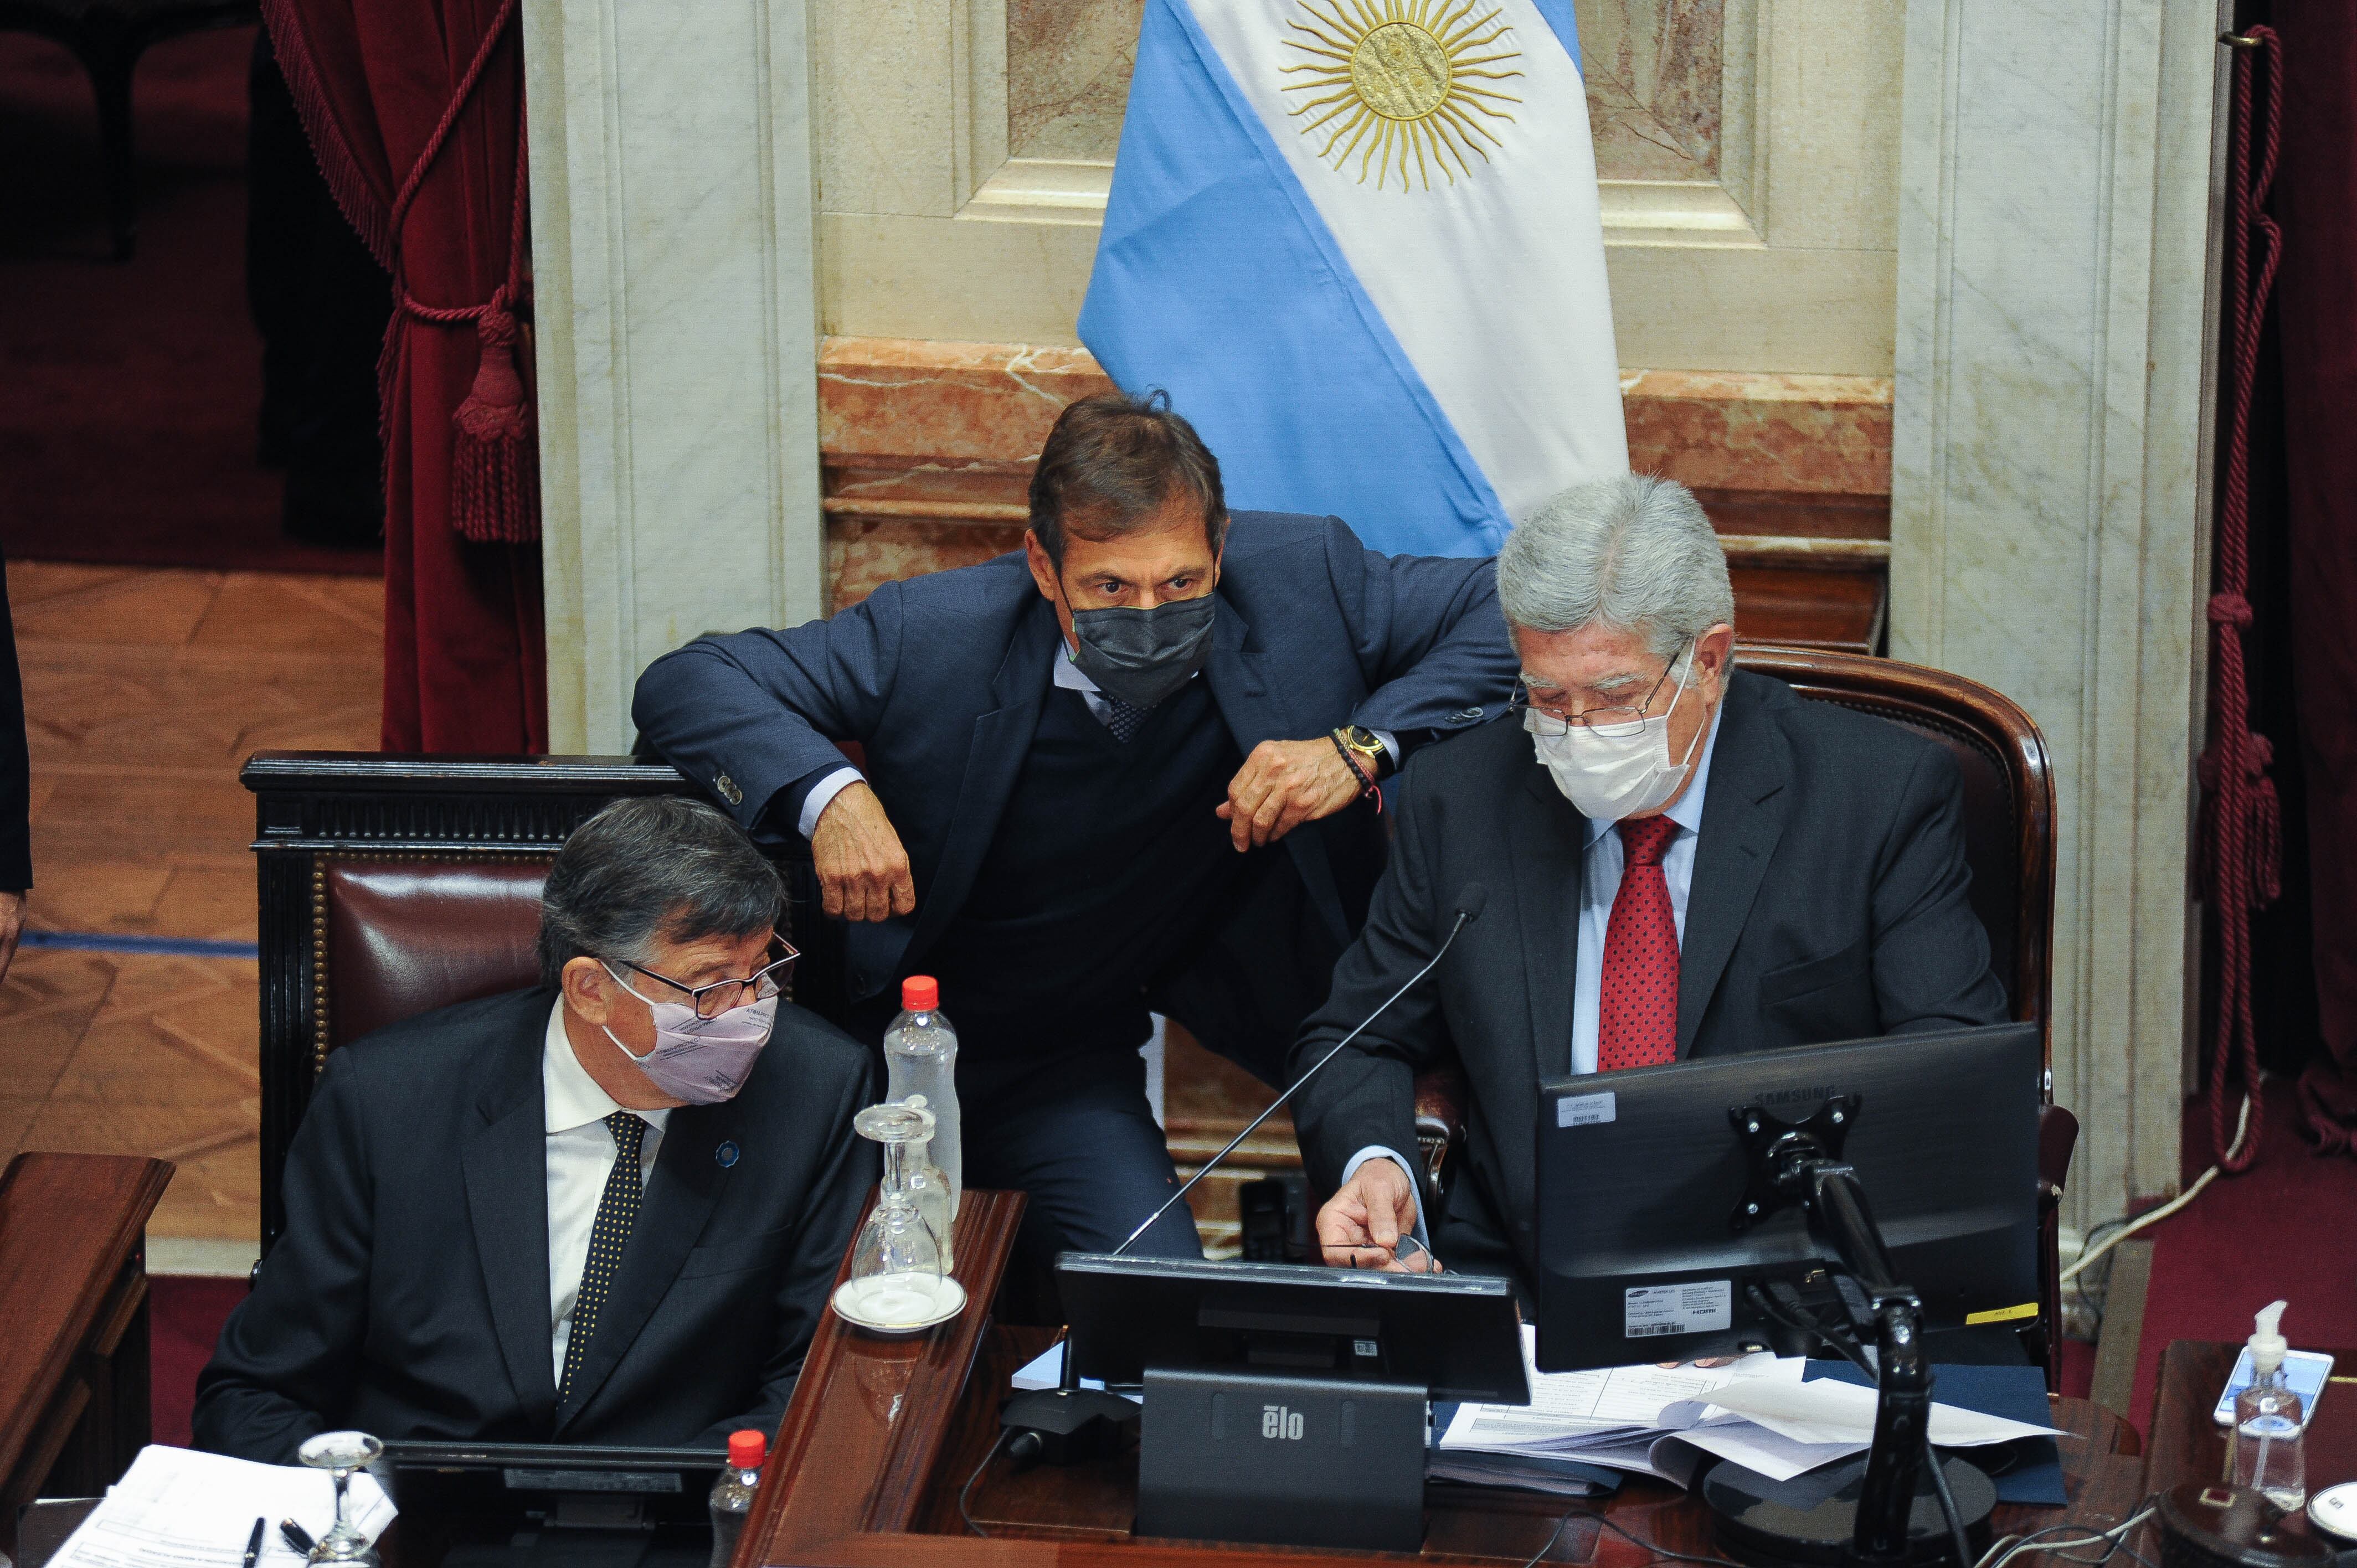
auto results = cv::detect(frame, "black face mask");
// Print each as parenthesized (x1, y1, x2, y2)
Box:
(1066, 592, 1217, 710)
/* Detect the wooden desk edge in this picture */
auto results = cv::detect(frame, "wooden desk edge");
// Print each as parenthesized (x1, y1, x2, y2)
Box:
(743, 1189, 1026, 1563)
(0, 1153, 173, 1551)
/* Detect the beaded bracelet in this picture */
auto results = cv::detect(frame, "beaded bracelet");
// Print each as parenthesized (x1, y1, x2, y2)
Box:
(1328, 730, 1384, 814)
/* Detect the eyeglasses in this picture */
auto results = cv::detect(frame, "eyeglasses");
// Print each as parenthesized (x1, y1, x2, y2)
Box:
(1509, 640, 1691, 739)
(607, 931, 798, 1019)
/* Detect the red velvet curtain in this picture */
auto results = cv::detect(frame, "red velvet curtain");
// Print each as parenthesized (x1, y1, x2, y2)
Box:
(261, 0, 548, 752)
(2273, 1, 2357, 1147)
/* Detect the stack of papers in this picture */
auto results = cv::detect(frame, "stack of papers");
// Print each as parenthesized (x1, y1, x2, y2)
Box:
(1436, 1328, 2062, 1491)
(49, 1445, 397, 1567)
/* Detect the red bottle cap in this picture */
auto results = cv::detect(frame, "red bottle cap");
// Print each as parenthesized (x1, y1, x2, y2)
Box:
(901, 976, 939, 1011)
(728, 1430, 767, 1469)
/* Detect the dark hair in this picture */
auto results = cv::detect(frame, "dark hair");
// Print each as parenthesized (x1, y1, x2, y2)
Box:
(536, 797, 783, 989)
(1027, 391, 1228, 570)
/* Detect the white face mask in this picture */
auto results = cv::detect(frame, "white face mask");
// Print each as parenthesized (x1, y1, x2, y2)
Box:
(1527, 653, 1707, 821)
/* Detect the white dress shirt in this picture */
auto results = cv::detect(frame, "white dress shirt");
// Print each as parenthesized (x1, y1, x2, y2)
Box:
(1342, 703, 1725, 1249)
(543, 1002, 670, 1379)
(791, 641, 1396, 837)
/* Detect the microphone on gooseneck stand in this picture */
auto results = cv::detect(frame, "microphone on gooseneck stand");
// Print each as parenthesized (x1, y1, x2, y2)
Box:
(1108, 881, 1488, 1261)
(1000, 884, 1489, 1468)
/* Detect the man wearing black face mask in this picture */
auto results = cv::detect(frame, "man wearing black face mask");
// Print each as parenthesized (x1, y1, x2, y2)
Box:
(634, 394, 1518, 1263)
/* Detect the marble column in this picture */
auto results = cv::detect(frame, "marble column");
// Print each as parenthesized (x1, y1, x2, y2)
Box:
(1892, 1, 2226, 1231)
(522, 0, 826, 753)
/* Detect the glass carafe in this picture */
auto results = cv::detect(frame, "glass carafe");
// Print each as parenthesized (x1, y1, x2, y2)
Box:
(838, 1102, 950, 1328)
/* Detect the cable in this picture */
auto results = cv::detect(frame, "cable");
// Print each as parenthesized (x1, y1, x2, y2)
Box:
(958, 1427, 1012, 1538)
(1971, 1501, 2158, 1568)
(1520, 1508, 1739, 1568)
(2062, 1094, 2252, 1283)
(1926, 1432, 1974, 1568)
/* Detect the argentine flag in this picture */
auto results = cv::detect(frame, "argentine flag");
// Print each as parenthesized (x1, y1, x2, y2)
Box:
(1079, 0, 1626, 558)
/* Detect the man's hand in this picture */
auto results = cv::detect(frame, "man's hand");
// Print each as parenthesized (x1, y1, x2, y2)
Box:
(1316, 1158, 1436, 1272)
(1217, 737, 1366, 852)
(0, 891, 20, 985)
(811, 783, 915, 922)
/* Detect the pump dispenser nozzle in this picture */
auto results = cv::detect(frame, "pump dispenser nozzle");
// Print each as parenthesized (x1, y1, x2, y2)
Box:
(2250, 1299, 2289, 1376)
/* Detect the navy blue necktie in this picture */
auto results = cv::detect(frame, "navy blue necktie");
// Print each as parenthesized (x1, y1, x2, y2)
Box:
(1104, 695, 1149, 742)
(560, 1111, 647, 1403)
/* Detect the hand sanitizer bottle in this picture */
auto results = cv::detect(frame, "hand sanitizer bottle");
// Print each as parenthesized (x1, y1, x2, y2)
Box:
(2232, 1299, 2307, 1510)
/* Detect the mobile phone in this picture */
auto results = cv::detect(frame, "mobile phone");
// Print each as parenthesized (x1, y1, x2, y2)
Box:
(2213, 1347, 2334, 1427)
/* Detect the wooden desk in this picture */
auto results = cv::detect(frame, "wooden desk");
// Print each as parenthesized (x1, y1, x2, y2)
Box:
(0, 1152, 173, 1558)
(749, 1236, 2145, 1564)
(2143, 1340, 2357, 1546)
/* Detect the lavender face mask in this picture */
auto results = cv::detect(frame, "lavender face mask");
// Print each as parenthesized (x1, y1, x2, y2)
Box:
(599, 963, 778, 1104)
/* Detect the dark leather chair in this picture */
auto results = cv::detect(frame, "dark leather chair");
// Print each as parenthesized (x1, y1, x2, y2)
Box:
(1407, 644, 2071, 1384)
(240, 754, 846, 1251)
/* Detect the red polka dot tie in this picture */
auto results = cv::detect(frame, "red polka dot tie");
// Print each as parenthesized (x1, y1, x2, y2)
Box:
(1597, 816, 1683, 1072)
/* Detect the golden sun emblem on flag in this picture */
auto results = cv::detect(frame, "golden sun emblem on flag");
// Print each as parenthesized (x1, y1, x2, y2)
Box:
(1280, 0, 1524, 192)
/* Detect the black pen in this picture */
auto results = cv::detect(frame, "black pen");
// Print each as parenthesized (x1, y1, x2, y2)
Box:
(280, 1518, 316, 1555)
(241, 1517, 266, 1568)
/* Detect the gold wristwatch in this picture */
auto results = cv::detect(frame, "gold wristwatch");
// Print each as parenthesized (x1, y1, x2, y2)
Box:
(1333, 724, 1390, 780)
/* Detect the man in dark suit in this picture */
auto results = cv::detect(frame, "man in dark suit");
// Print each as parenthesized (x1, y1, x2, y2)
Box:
(1298, 473, 2008, 1292)
(194, 798, 875, 1463)
(634, 393, 1519, 1262)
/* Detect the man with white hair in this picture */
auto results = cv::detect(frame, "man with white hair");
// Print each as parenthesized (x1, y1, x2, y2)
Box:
(1293, 472, 2007, 1287)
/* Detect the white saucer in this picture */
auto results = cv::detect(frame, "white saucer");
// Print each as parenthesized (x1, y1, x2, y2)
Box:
(832, 1273, 967, 1336)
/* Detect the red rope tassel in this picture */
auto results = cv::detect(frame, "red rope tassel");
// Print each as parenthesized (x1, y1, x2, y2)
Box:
(2198, 27, 2284, 1173)
(451, 288, 539, 543)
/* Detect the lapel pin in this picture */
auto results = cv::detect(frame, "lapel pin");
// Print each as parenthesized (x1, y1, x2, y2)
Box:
(716, 1141, 741, 1168)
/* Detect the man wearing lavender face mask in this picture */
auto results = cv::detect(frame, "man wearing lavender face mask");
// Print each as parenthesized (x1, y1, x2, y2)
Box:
(195, 798, 877, 1464)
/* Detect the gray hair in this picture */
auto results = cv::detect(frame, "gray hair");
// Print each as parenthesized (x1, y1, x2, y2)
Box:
(537, 797, 784, 988)
(1496, 473, 1735, 668)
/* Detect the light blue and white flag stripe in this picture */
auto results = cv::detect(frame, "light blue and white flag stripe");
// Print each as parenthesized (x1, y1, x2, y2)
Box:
(1080, 0, 1625, 558)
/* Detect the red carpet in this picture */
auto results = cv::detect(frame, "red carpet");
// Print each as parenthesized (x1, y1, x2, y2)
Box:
(2127, 1075, 2357, 1439)
(151, 1276, 243, 1449)
(0, 27, 381, 576)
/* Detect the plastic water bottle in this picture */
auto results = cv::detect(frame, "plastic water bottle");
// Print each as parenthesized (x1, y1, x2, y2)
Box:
(708, 1428, 766, 1567)
(884, 977, 960, 1215)
(2232, 1300, 2307, 1509)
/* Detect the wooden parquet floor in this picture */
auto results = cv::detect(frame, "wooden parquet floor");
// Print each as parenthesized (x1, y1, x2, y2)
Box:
(2, 562, 380, 1252)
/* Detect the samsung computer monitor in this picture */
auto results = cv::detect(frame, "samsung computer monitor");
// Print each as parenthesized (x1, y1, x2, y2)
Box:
(1532, 1021, 2043, 1374)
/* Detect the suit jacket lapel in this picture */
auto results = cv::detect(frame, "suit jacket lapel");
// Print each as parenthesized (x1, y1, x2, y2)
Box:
(1205, 599, 1354, 946)
(1677, 677, 1791, 1055)
(904, 600, 1058, 966)
(1511, 767, 1587, 1083)
(460, 1010, 559, 1433)
(553, 1097, 741, 1430)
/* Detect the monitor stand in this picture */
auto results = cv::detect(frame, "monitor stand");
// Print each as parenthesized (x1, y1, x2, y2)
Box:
(1134, 1366, 1427, 1553)
(1702, 1098, 1998, 1568)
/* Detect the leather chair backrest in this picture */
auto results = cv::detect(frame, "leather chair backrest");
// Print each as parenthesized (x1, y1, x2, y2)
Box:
(321, 858, 551, 1057)
(1735, 646, 2054, 1032)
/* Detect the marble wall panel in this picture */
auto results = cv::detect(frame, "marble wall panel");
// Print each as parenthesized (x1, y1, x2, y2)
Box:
(1009, 0, 1145, 161)
(1580, 0, 1724, 181)
(831, 517, 1029, 607)
(813, 0, 959, 216)
(817, 336, 1113, 462)
(1892, 0, 2217, 1225)
(1624, 370, 1891, 495)
(815, 338, 1890, 477)
(1762, 0, 1905, 250)
(815, 336, 1896, 611)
